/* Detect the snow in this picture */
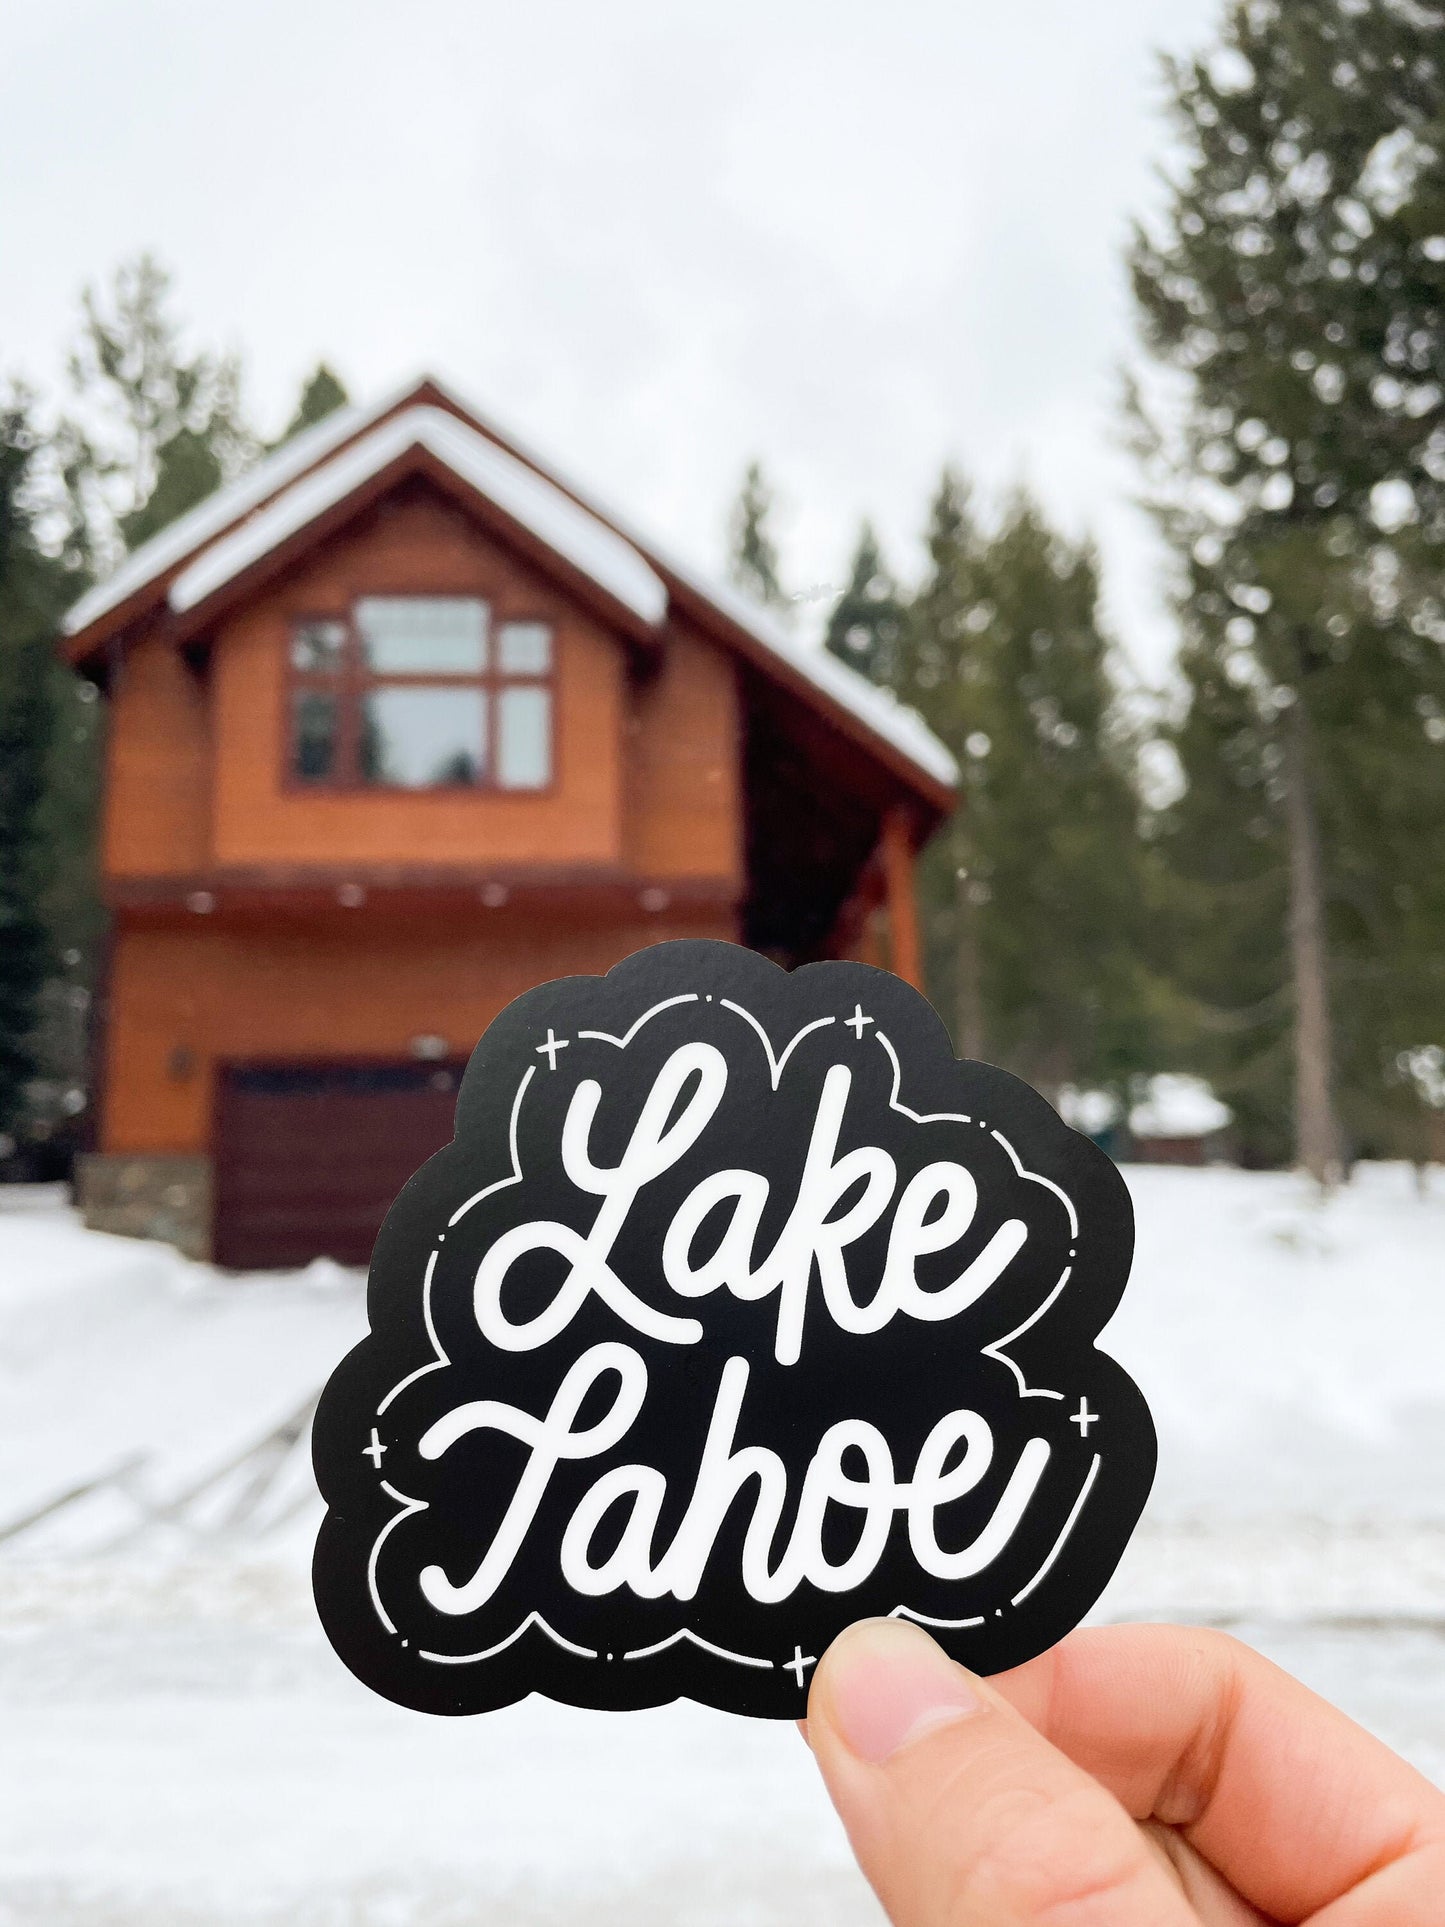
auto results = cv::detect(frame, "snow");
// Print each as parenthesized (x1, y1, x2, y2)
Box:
(3, 1163, 1444, 1919)
(1128, 1072, 1232, 1140)
(168, 407, 670, 629)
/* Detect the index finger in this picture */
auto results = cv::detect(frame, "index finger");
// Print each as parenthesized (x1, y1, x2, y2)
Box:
(990, 1623, 1445, 1921)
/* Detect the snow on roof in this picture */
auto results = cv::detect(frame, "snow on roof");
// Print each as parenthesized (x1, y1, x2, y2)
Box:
(647, 559, 959, 791)
(1058, 1087, 1123, 1137)
(65, 371, 956, 795)
(432, 405, 957, 790)
(60, 389, 406, 637)
(1129, 1074, 1233, 1140)
(168, 408, 669, 628)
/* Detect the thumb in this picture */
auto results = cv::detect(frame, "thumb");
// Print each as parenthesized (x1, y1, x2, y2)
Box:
(805, 1618, 1196, 1927)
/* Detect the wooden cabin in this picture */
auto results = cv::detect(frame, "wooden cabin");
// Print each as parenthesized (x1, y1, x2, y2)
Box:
(61, 378, 956, 1269)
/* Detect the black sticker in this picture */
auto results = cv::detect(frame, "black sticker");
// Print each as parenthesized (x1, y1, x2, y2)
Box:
(312, 940, 1155, 1718)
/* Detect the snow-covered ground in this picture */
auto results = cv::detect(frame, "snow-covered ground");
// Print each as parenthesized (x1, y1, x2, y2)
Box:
(2, 1164, 1443, 1923)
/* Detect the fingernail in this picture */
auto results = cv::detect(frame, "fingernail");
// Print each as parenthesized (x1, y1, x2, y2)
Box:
(820, 1619, 985, 1764)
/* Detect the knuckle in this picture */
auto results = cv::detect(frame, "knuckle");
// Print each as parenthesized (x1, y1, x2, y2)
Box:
(945, 1781, 1155, 1924)
(1153, 1631, 1246, 1831)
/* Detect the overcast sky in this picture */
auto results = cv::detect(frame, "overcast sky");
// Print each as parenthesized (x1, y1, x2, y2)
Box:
(2, 0, 1222, 681)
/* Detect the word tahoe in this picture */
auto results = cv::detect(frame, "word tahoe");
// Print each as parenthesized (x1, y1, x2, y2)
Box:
(421, 1342, 1051, 1613)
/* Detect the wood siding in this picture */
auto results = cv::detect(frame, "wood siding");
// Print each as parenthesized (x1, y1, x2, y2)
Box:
(102, 630, 211, 876)
(99, 907, 736, 1156)
(624, 611, 743, 885)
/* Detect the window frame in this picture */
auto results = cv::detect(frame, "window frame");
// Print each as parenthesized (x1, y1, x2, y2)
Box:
(284, 597, 557, 796)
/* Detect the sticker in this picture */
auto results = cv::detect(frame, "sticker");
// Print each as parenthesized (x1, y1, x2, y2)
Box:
(312, 940, 1155, 1717)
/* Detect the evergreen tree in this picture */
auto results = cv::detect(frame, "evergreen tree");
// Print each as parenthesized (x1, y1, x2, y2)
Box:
(280, 364, 350, 442)
(0, 394, 75, 1148)
(898, 468, 977, 716)
(1129, 0, 1445, 1179)
(3, 261, 348, 1164)
(1147, 639, 1294, 1165)
(65, 262, 345, 545)
(900, 473, 990, 1058)
(28, 258, 260, 1160)
(65, 254, 256, 564)
(118, 425, 226, 551)
(900, 476, 1159, 1099)
(824, 521, 905, 684)
(727, 460, 789, 614)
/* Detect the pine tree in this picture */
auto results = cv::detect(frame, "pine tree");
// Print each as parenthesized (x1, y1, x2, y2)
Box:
(0, 395, 73, 1148)
(1129, 0, 1445, 1179)
(900, 476, 1158, 1099)
(119, 426, 225, 551)
(64, 254, 257, 564)
(899, 473, 990, 1057)
(5, 262, 349, 1163)
(898, 469, 978, 717)
(727, 461, 789, 614)
(280, 364, 350, 442)
(1148, 638, 1294, 1164)
(66, 262, 347, 547)
(824, 521, 905, 684)
(29, 258, 262, 1157)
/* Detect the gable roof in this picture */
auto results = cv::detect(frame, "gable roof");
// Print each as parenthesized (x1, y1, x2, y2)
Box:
(62, 376, 958, 806)
(168, 408, 668, 629)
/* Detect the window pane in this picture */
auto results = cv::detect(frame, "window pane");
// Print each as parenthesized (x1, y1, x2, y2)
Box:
(355, 597, 487, 673)
(498, 686, 551, 789)
(359, 688, 486, 787)
(292, 691, 338, 781)
(498, 621, 552, 675)
(292, 619, 347, 673)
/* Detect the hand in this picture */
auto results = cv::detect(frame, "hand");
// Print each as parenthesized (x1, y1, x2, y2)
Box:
(804, 1617, 1445, 1924)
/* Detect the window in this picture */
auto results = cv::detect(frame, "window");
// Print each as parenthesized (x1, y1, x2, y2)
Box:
(288, 599, 553, 791)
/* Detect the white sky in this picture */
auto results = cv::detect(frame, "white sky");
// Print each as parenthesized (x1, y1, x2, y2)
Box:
(2, 0, 1221, 684)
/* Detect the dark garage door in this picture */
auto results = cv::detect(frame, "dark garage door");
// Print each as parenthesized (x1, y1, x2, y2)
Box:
(214, 1062, 463, 1270)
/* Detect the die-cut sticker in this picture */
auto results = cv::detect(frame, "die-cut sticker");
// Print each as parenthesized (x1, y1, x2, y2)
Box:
(312, 940, 1155, 1717)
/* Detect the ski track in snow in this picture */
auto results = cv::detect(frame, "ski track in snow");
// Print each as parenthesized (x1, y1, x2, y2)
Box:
(1, 1162, 1443, 1923)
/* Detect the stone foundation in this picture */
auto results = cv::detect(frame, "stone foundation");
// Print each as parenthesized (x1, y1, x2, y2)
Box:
(75, 1154, 213, 1262)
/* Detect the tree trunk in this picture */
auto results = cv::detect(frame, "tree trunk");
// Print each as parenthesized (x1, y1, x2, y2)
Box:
(953, 834, 986, 1061)
(1282, 696, 1340, 1188)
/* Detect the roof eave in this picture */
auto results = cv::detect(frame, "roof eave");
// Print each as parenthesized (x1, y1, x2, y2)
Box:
(663, 575, 956, 823)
